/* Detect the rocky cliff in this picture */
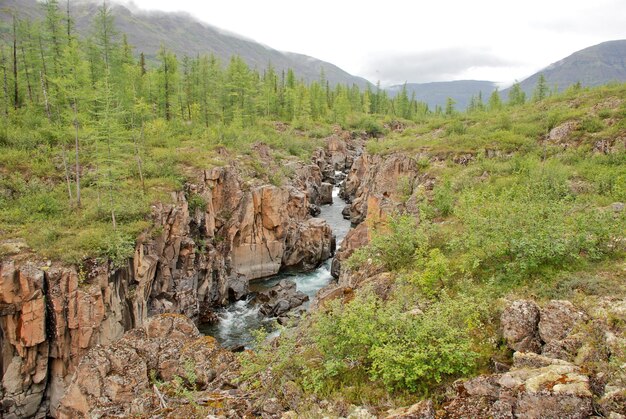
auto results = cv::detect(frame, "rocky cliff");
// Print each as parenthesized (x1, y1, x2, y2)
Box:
(0, 154, 337, 417)
(328, 150, 430, 281)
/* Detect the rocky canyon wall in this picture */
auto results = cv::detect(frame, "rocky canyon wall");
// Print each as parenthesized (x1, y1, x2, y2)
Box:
(0, 144, 351, 418)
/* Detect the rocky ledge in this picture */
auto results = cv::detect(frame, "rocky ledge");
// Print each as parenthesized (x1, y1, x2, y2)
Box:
(57, 314, 241, 418)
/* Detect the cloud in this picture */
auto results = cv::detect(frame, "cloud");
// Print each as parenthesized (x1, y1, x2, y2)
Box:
(361, 48, 519, 85)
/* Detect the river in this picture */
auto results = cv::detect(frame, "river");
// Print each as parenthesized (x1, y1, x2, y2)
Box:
(199, 183, 351, 348)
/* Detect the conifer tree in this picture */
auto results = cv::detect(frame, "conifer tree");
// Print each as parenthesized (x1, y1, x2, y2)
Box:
(532, 74, 548, 102)
(488, 88, 502, 111)
(508, 82, 526, 106)
(445, 97, 456, 116)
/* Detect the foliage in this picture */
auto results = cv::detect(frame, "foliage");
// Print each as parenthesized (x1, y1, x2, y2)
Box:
(257, 286, 490, 400)
(452, 157, 626, 280)
(347, 214, 429, 272)
(187, 193, 207, 213)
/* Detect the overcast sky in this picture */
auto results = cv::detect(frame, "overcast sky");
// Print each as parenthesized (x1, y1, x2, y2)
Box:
(120, 0, 626, 87)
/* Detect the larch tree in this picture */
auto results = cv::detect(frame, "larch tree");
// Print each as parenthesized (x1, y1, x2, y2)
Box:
(488, 88, 502, 111)
(532, 74, 548, 102)
(508, 82, 526, 106)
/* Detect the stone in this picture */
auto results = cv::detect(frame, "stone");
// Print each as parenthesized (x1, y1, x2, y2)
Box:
(308, 204, 321, 216)
(57, 315, 237, 418)
(512, 352, 572, 369)
(442, 344, 595, 419)
(342, 204, 351, 220)
(539, 300, 586, 344)
(227, 275, 249, 301)
(548, 121, 579, 142)
(501, 300, 541, 353)
(257, 280, 309, 317)
(319, 182, 334, 205)
(262, 397, 283, 415)
(611, 202, 625, 212)
(282, 218, 334, 272)
(516, 393, 592, 418)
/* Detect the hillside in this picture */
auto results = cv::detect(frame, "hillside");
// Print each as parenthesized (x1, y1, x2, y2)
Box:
(387, 80, 497, 110)
(509, 39, 626, 95)
(0, 0, 372, 88)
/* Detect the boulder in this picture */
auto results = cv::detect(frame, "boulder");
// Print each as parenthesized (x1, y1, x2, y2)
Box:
(257, 280, 309, 317)
(342, 204, 351, 220)
(539, 300, 586, 344)
(226, 275, 249, 301)
(548, 121, 579, 142)
(282, 218, 334, 272)
(501, 300, 541, 353)
(385, 400, 435, 418)
(320, 182, 334, 205)
(331, 222, 369, 279)
(443, 360, 594, 419)
(308, 204, 321, 216)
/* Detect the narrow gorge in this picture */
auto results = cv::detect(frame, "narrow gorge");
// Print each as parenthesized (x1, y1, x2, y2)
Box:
(0, 132, 363, 418)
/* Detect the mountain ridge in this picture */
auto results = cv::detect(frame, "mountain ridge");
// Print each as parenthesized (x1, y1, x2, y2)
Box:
(505, 39, 626, 96)
(0, 0, 372, 88)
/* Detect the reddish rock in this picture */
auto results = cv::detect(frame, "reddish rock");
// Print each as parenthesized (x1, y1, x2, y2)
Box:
(539, 300, 587, 344)
(501, 300, 541, 353)
(57, 315, 238, 419)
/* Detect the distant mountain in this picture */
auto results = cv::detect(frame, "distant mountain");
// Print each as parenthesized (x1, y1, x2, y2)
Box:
(510, 40, 626, 96)
(1, 0, 372, 88)
(387, 80, 497, 111)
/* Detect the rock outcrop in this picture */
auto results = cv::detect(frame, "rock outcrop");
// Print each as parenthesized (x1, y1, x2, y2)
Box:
(57, 314, 239, 418)
(443, 353, 594, 419)
(328, 151, 431, 280)
(440, 298, 626, 418)
(341, 153, 423, 225)
(0, 260, 148, 418)
(501, 300, 542, 353)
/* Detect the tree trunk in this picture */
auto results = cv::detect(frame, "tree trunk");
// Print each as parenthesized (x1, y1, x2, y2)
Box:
(38, 35, 51, 119)
(72, 101, 81, 207)
(62, 146, 73, 204)
(66, 0, 72, 41)
(164, 54, 170, 120)
(134, 122, 146, 192)
(1, 48, 8, 117)
(20, 44, 33, 103)
(40, 70, 51, 120)
(12, 15, 19, 109)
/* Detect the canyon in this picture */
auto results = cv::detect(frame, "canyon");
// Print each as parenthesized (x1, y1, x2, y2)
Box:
(0, 132, 361, 418)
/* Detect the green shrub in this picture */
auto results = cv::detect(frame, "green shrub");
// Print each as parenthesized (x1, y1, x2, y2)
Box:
(580, 116, 604, 133)
(453, 162, 625, 279)
(446, 120, 466, 135)
(432, 180, 454, 217)
(347, 214, 428, 272)
(354, 116, 385, 136)
(102, 231, 135, 268)
(187, 193, 207, 213)
(308, 288, 488, 394)
(405, 248, 452, 298)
